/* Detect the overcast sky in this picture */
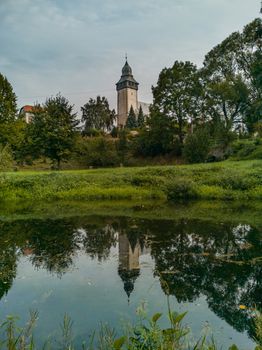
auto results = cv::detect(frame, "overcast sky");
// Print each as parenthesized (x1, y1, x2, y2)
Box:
(0, 0, 260, 114)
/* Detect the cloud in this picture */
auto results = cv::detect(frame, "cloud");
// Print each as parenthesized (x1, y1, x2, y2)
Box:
(0, 0, 260, 113)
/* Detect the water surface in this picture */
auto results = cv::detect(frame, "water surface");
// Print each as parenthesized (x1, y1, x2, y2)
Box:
(0, 208, 261, 348)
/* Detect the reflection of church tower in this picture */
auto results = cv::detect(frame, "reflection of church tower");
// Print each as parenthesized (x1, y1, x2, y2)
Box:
(118, 233, 140, 301)
(116, 59, 139, 127)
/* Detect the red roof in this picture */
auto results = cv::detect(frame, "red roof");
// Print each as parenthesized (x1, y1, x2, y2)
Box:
(22, 105, 34, 112)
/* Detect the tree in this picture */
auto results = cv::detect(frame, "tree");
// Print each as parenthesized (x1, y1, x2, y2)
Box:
(126, 106, 137, 129)
(0, 73, 17, 145)
(203, 75, 250, 130)
(133, 109, 176, 157)
(137, 106, 145, 128)
(0, 144, 13, 171)
(81, 96, 116, 133)
(244, 50, 262, 132)
(117, 129, 128, 164)
(203, 18, 262, 132)
(30, 94, 79, 168)
(203, 18, 262, 85)
(152, 61, 201, 143)
(183, 128, 211, 163)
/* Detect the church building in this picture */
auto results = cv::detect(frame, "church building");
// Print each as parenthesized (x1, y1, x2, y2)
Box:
(116, 59, 150, 127)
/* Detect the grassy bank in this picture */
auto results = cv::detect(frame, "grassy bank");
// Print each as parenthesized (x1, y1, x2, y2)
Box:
(1, 160, 262, 202)
(1, 308, 261, 350)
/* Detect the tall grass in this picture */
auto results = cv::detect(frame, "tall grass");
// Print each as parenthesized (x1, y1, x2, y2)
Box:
(0, 309, 261, 350)
(0, 160, 262, 202)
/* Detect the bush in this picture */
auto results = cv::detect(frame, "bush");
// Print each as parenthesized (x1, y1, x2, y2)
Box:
(73, 136, 119, 167)
(183, 128, 211, 164)
(231, 139, 262, 160)
(0, 144, 13, 171)
(165, 179, 198, 201)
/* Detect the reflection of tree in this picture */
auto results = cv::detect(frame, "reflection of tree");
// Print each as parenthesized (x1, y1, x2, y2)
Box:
(82, 224, 117, 261)
(149, 220, 262, 338)
(0, 246, 17, 299)
(26, 219, 81, 276)
(0, 222, 21, 299)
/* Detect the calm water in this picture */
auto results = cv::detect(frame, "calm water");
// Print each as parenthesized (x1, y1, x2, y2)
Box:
(0, 212, 261, 348)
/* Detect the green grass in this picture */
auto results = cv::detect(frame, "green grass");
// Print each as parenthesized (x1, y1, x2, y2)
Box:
(0, 308, 261, 350)
(0, 304, 262, 350)
(1, 160, 262, 202)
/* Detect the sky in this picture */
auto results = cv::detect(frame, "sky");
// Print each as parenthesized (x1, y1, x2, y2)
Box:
(0, 0, 261, 114)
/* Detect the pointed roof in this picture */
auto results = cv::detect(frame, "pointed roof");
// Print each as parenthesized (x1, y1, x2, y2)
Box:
(118, 268, 140, 300)
(116, 60, 139, 91)
(122, 60, 133, 76)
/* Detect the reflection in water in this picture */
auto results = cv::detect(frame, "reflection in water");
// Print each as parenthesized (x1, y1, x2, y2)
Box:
(0, 216, 261, 341)
(118, 233, 141, 301)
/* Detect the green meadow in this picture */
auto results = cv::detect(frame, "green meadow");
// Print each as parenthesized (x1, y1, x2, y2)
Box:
(0, 159, 262, 203)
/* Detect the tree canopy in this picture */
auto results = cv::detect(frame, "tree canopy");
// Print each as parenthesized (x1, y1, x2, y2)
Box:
(81, 96, 116, 133)
(29, 94, 79, 168)
(126, 106, 137, 129)
(152, 61, 201, 143)
(0, 73, 17, 146)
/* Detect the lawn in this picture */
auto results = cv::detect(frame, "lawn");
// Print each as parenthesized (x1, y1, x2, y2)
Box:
(1, 159, 262, 202)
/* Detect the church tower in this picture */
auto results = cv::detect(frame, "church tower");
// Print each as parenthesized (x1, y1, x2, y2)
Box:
(116, 59, 139, 127)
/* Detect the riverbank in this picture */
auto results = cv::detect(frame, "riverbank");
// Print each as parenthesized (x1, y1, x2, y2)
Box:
(1, 309, 261, 350)
(1, 160, 262, 202)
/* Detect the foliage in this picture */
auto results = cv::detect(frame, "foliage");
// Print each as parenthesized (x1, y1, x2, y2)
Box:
(203, 18, 262, 132)
(152, 60, 201, 143)
(254, 122, 262, 137)
(245, 50, 262, 132)
(0, 309, 261, 349)
(137, 106, 145, 128)
(230, 139, 262, 160)
(29, 94, 79, 168)
(183, 128, 211, 163)
(81, 96, 116, 133)
(0, 73, 17, 124)
(202, 75, 249, 130)
(126, 106, 137, 129)
(0, 73, 17, 146)
(133, 109, 177, 157)
(74, 136, 119, 167)
(117, 129, 129, 165)
(0, 144, 13, 171)
(165, 179, 198, 201)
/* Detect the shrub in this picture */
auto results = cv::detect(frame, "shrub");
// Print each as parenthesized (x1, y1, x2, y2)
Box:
(0, 144, 13, 171)
(230, 139, 262, 160)
(73, 136, 119, 167)
(183, 128, 211, 164)
(165, 179, 198, 201)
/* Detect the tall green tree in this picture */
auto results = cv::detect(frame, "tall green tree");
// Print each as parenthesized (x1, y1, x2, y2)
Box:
(0, 73, 17, 145)
(81, 96, 116, 133)
(30, 94, 79, 168)
(203, 75, 250, 130)
(203, 18, 262, 84)
(244, 50, 262, 132)
(134, 108, 175, 157)
(203, 18, 262, 132)
(152, 61, 201, 143)
(137, 105, 145, 128)
(125, 106, 137, 129)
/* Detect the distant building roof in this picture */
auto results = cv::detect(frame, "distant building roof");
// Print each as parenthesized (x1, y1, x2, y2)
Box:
(20, 105, 34, 113)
